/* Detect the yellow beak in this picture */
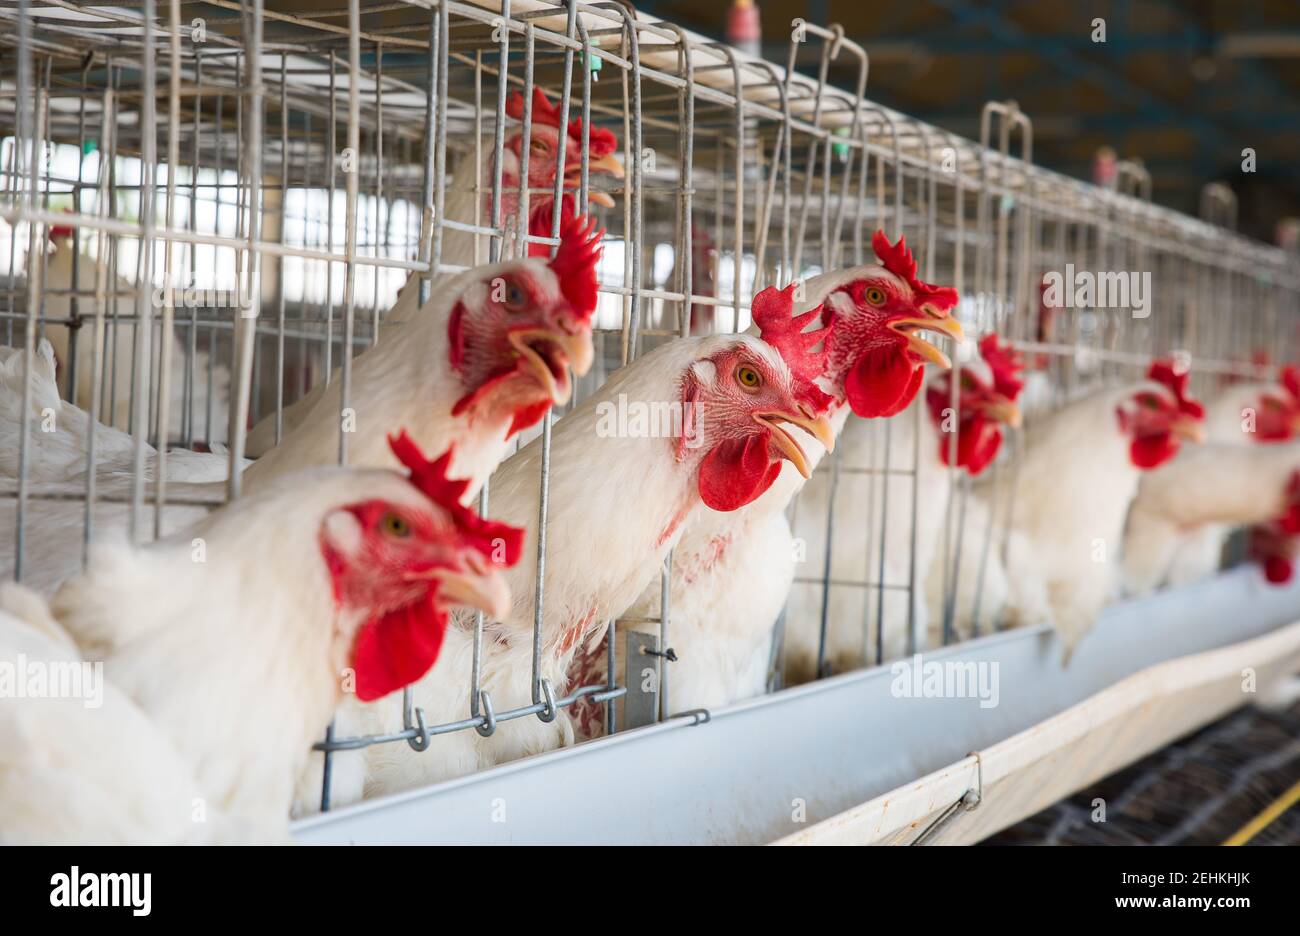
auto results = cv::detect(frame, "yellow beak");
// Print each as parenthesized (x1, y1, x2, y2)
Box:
(589, 152, 625, 179)
(755, 410, 837, 478)
(408, 558, 513, 622)
(984, 395, 1023, 429)
(568, 153, 623, 207)
(889, 314, 965, 370)
(508, 327, 593, 406)
(1174, 414, 1206, 444)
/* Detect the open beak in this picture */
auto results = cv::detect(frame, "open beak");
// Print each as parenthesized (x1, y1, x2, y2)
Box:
(889, 314, 965, 369)
(561, 329, 595, 377)
(416, 555, 513, 622)
(508, 327, 595, 406)
(984, 394, 1023, 429)
(755, 410, 836, 479)
(566, 153, 624, 208)
(1173, 414, 1206, 444)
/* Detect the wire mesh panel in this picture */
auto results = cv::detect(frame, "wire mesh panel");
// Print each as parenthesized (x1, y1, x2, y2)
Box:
(2, 0, 1299, 820)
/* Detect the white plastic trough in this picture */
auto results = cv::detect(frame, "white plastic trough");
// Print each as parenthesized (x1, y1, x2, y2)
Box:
(292, 567, 1300, 845)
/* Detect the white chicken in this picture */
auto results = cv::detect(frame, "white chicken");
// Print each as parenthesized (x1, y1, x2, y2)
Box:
(0, 339, 237, 595)
(36, 223, 231, 443)
(244, 213, 603, 499)
(1, 219, 602, 596)
(1122, 367, 1300, 594)
(307, 328, 834, 808)
(244, 87, 623, 456)
(1123, 442, 1300, 594)
(786, 333, 1024, 681)
(604, 232, 965, 719)
(1245, 471, 1300, 586)
(0, 433, 519, 843)
(0, 338, 236, 485)
(997, 359, 1206, 658)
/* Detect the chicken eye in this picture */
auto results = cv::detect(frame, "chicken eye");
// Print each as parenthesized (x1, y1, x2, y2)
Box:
(530, 139, 549, 156)
(864, 286, 886, 306)
(961, 374, 977, 391)
(500, 282, 527, 311)
(736, 365, 762, 389)
(1140, 394, 1160, 410)
(381, 513, 411, 538)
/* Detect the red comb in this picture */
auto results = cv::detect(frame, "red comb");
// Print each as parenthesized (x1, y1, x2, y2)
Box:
(1147, 358, 1205, 420)
(507, 87, 560, 128)
(46, 208, 76, 241)
(978, 334, 1025, 401)
(567, 117, 618, 159)
(506, 87, 618, 159)
(48, 206, 76, 240)
(548, 213, 603, 320)
(1280, 364, 1300, 403)
(387, 431, 524, 567)
(1281, 471, 1300, 535)
(871, 230, 959, 313)
(752, 283, 835, 413)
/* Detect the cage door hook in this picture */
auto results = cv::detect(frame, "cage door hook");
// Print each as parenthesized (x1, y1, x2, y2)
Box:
(536, 678, 559, 723)
(475, 689, 498, 738)
(406, 705, 432, 752)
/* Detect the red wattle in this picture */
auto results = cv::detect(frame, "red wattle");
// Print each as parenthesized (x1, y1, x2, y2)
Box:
(1256, 423, 1296, 443)
(698, 433, 781, 512)
(1263, 554, 1294, 585)
(1129, 433, 1179, 469)
(1283, 366, 1300, 403)
(508, 399, 553, 437)
(965, 421, 1004, 475)
(844, 345, 922, 418)
(526, 194, 576, 257)
(936, 417, 1003, 476)
(352, 591, 448, 702)
(1280, 505, 1300, 536)
(450, 365, 516, 418)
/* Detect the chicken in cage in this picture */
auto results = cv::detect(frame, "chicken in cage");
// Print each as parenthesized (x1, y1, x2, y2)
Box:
(0, 0, 1298, 852)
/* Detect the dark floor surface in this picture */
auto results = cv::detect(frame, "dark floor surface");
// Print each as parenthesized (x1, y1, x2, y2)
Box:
(987, 702, 1300, 845)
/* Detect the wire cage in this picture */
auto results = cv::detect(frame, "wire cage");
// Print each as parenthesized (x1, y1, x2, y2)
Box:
(3, 0, 1299, 822)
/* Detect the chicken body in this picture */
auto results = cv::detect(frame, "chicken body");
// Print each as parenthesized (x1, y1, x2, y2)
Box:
(0, 340, 235, 595)
(245, 91, 621, 456)
(305, 332, 823, 806)
(244, 238, 597, 499)
(921, 488, 1050, 646)
(785, 399, 943, 681)
(0, 585, 229, 844)
(588, 242, 965, 721)
(242, 158, 484, 457)
(38, 233, 231, 443)
(1, 463, 489, 842)
(1123, 442, 1300, 593)
(1003, 380, 1194, 657)
(1123, 380, 1294, 594)
(3, 235, 597, 598)
(619, 423, 841, 717)
(1, 339, 236, 485)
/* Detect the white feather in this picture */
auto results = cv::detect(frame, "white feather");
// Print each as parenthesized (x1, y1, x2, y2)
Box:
(303, 334, 795, 808)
